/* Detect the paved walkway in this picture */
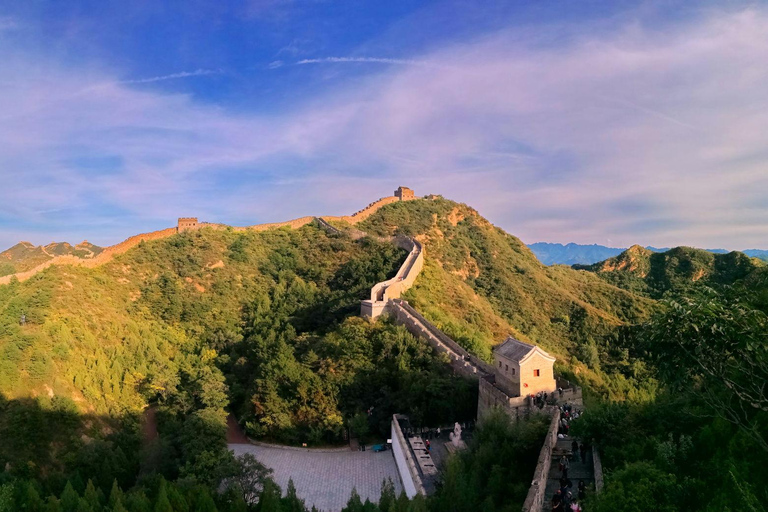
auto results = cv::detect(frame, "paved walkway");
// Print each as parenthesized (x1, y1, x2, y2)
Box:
(229, 443, 402, 512)
(542, 437, 594, 511)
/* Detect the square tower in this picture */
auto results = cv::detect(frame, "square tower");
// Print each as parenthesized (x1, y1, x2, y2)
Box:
(177, 217, 199, 232)
(394, 186, 415, 201)
(492, 337, 556, 397)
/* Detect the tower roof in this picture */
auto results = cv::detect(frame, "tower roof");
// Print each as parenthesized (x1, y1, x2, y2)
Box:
(494, 336, 555, 363)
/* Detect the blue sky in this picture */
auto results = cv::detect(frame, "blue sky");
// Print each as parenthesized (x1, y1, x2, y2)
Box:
(1, 0, 767, 250)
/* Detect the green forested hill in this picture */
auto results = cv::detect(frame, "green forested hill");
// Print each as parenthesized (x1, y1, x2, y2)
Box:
(0, 197, 765, 511)
(357, 198, 656, 398)
(573, 244, 764, 298)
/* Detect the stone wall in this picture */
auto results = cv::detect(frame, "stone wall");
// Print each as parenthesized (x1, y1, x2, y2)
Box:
(521, 409, 561, 512)
(391, 414, 425, 498)
(477, 377, 530, 420)
(324, 196, 400, 225)
(593, 445, 604, 493)
(361, 236, 424, 318)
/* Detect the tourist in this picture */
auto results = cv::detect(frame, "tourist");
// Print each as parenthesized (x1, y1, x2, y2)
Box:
(578, 480, 586, 500)
(426, 439, 431, 451)
(559, 455, 567, 473)
(552, 490, 564, 512)
(570, 501, 581, 512)
(562, 455, 570, 479)
(571, 440, 579, 461)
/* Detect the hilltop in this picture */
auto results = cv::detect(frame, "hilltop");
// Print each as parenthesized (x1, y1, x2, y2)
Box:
(574, 244, 765, 298)
(0, 240, 102, 276)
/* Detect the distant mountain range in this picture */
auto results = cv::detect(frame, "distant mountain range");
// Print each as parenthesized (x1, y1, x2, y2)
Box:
(0, 240, 103, 276)
(528, 242, 768, 266)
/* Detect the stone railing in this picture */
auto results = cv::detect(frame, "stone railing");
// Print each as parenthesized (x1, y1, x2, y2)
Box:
(391, 414, 426, 498)
(522, 409, 561, 512)
(593, 445, 604, 493)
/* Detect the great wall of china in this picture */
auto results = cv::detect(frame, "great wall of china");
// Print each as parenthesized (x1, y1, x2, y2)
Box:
(316, 192, 600, 511)
(5, 186, 601, 510)
(0, 187, 417, 286)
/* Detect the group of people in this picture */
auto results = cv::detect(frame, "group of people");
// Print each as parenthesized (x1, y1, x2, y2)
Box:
(552, 403, 588, 511)
(557, 402, 581, 438)
(552, 479, 586, 512)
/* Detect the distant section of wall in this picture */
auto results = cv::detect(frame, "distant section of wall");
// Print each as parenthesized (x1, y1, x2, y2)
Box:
(324, 196, 400, 225)
(0, 227, 178, 285)
(391, 415, 425, 498)
(522, 409, 561, 512)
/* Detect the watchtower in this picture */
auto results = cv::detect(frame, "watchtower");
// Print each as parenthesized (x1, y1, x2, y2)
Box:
(492, 337, 556, 397)
(177, 217, 199, 232)
(394, 186, 415, 201)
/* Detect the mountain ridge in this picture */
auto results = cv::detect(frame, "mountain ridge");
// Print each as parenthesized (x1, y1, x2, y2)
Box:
(528, 241, 768, 265)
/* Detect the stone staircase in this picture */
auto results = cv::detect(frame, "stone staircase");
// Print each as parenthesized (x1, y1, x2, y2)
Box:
(542, 437, 594, 511)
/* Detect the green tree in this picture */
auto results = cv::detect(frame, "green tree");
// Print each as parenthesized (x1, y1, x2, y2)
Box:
(256, 480, 283, 512)
(153, 484, 172, 512)
(60, 482, 80, 512)
(282, 480, 306, 512)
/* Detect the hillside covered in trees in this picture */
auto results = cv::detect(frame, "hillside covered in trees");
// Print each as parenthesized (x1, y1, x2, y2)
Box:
(0, 196, 765, 511)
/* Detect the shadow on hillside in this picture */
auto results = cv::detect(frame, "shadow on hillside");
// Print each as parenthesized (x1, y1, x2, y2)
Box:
(0, 393, 229, 497)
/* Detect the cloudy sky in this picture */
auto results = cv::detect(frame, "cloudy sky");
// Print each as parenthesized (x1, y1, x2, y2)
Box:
(1, 0, 767, 250)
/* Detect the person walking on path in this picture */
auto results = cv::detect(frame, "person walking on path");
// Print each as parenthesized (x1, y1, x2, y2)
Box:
(578, 480, 586, 501)
(562, 455, 570, 479)
(571, 440, 579, 461)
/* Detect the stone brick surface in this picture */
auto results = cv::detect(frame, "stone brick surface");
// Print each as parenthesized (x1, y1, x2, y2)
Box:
(229, 443, 402, 512)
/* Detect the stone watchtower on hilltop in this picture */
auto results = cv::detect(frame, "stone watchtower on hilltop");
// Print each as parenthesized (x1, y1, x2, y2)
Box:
(394, 186, 415, 201)
(177, 217, 199, 232)
(492, 337, 556, 397)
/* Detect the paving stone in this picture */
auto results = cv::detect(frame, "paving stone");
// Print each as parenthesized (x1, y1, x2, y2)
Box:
(229, 443, 402, 512)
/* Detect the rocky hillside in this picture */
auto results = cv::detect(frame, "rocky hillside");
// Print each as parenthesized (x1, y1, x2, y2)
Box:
(574, 244, 764, 298)
(0, 241, 102, 276)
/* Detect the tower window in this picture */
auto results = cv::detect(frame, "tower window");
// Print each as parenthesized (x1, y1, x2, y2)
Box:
(533, 369, 541, 377)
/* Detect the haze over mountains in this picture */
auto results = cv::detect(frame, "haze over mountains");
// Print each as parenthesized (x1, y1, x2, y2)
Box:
(528, 241, 768, 266)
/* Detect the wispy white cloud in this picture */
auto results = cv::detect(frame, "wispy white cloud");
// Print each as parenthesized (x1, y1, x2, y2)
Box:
(121, 68, 222, 84)
(268, 60, 284, 69)
(2, 8, 768, 251)
(296, 56, 453, 69)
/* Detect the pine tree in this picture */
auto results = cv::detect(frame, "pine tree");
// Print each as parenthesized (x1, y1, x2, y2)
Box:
(166, 484, 188, 512)
(377, 480, 396, 512)
(408, 495, 427, 512)
(75, 497, 93, 512)
(108, 481, 124, 510)
(256, 480, 283, 512)
(341, 489, 363, 512)
(23, 482, 45, 512)
(83, 480, 102, 512)
(60, 482, 80, 512)
(153, 484, 172, 512)
(191, 488, 217, 512)
(281, 480, 306, 512)
(44, 497, 63, 512)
